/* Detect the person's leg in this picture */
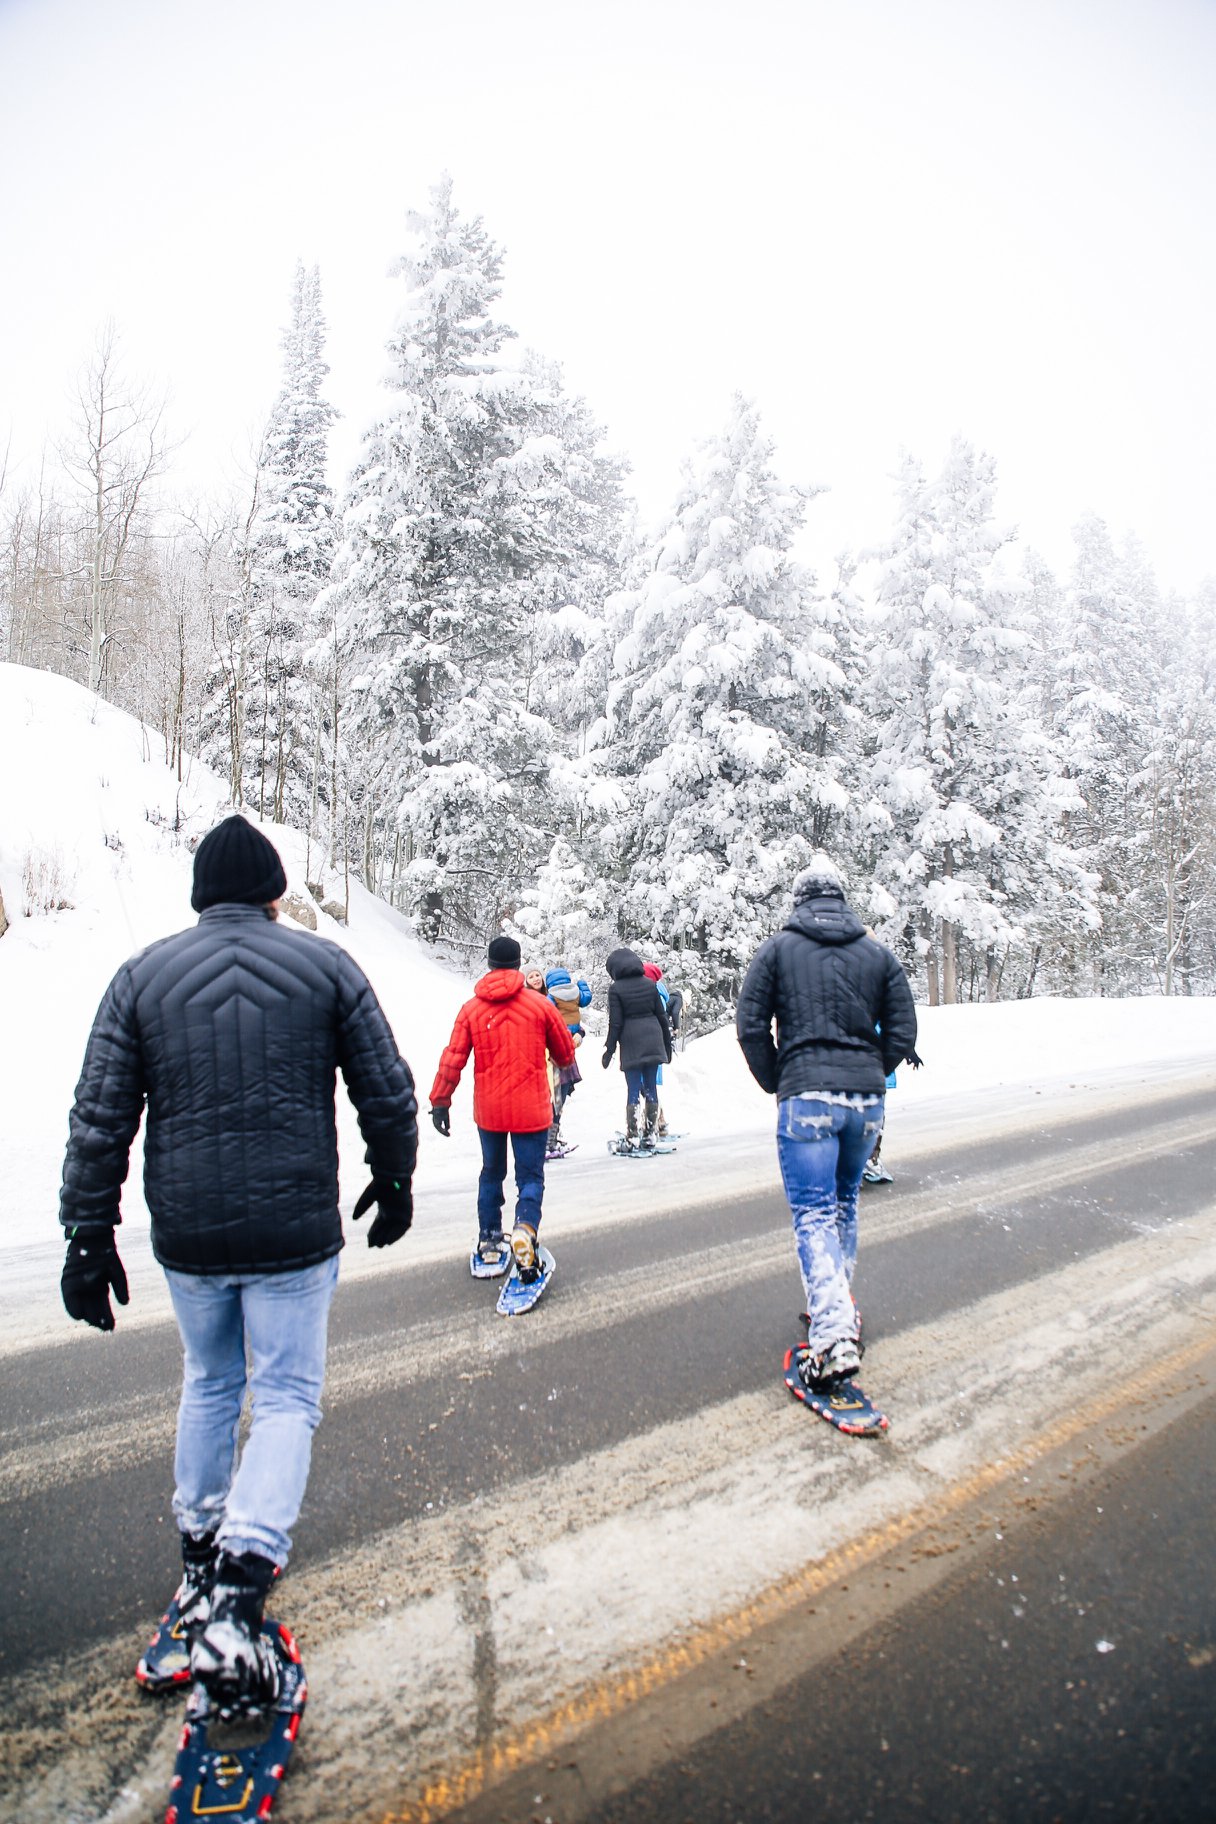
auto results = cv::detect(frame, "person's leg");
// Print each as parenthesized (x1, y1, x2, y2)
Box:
(216, 1256, 340, 1567)
(547, 1060, 563, 1150)
(834, 1099, 884, 1289)
(624, 1066, 646, 1140)
(776, 1098, 856, 1359)
(189, 1260, 336, 1706)
(165, 1269, 248, 1543)
(510, 1128, 548, 1235)
(477, 1128, 509, 1238)
(640, 1063, 662, 1145)
(509, 1129, 548, 1276)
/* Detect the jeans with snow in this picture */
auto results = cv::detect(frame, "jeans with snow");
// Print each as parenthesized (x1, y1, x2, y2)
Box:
(165, 1257, 338, 1567)
(776, 1095, 884, 1356)
(477, 1127, 547, 1238)
(624, 1064, 660, 1106)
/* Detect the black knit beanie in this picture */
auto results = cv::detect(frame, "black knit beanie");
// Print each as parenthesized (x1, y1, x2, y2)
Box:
(191, 815, 287, 912)
(487, 934, 522, 969)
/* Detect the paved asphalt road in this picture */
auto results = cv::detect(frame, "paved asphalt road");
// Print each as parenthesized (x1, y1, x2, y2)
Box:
(1, 1075, 1214, 1823)
(532, 1392, 1216, 1824)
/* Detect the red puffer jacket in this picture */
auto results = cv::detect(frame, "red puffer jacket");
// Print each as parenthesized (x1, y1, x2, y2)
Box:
(430, 970, 576, 1132)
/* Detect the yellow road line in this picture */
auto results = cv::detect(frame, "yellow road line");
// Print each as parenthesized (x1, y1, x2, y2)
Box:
(379, 1328, 1216, 1823)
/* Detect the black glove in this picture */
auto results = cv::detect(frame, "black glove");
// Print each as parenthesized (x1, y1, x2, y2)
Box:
(907, 1049, 925, 1069)
(602, 1050, 611, 1070)
(352, 1178, 413, 1248)
(61, 1228, 129, 1332)
(430, 1106, 450, 1137)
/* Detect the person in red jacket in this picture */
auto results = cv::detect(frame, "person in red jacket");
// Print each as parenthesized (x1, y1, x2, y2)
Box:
(430, 935, 576, 1279)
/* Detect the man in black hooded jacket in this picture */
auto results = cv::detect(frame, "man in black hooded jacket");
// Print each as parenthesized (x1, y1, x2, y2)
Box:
(59, 814, 418, 1710)
(736, 854, 918, 1388)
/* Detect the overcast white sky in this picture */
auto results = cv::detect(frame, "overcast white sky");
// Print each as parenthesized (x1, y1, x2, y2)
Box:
(1, 0, 1214, 591)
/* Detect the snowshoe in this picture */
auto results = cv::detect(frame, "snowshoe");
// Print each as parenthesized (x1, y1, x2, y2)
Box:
(496, 1244, 555, 1316)
(782, 1344, 888, 1436)
(137, 1532, 218, 1693)
(470, 1232, 513, 1279)
(608, 1133, 677, 1157)
(166, 1622, 306, 1823)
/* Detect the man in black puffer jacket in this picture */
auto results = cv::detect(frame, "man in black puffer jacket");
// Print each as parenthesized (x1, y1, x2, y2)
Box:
(59, 815, 418, 1711)
(736, 853, 918, 1391)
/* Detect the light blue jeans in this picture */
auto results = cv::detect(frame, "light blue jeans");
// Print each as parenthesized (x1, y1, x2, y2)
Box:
(776, 1095, 884, 1355)
(165, 1257, 339, 1567)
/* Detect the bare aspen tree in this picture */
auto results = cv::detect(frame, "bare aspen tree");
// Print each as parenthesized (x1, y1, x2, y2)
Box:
(59, 323, 169, 695)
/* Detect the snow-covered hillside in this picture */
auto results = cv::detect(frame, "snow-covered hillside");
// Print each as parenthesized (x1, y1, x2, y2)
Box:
(2, 660, 1213, 1354)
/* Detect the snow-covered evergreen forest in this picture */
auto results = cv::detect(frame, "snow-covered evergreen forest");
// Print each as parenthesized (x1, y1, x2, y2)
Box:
(4, 176, 1214, 1020)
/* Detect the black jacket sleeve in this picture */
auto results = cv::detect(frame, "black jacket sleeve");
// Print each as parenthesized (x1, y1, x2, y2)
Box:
(60, 964, 146, 1232)
(735, 939, 780, 1094)
(604, 984, 623, 1063)
(877, 953, 918, 1076)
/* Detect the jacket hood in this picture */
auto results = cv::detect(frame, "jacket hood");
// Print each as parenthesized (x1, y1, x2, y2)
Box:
(476, 968, 525, 1002)
(606, 946, 644, 981)
(783, 895, 867, 947)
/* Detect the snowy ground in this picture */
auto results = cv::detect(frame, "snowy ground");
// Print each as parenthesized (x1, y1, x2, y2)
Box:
(2, 659, 1214, 1357)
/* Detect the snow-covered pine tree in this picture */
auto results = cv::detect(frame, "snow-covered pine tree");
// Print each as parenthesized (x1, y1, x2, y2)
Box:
(594, 395, 846, 1017)
(1134, 611, 1216, 993)
(329, 178, 623, 952)
(513, 349, 632, 777)
(243, 264, 338, 829)
(860, 437, 1080, 1002)
(197, 267, 337, 828)
(1044, 515, 1167, 993)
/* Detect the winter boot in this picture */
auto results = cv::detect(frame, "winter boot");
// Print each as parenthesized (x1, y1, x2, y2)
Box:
(473, 1230, 510, 1273)
(862, 1134, 893, 1184)
(640, 1099, 661, 1151)
(175, 1528, 219, 1640)
(797, 1335, 862, 1392)
(511, 1221, 539, 1283)
(657, 1103, 669, 1139)
(801, 1305, 865, 1361)
(136, 1527, 220, 1691)
(190, 1549, 281, 1713)
(624, 1102, 640, 1148)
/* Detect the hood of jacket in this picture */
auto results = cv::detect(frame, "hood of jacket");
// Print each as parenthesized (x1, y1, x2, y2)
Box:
(476, 968, 525, 1002)
(606, 946, 644, 981)
(783, 893, 867, 947)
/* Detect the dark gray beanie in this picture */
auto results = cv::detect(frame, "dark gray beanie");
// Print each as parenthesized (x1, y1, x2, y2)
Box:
(191, 815, 287, 912)
(487, 934, 522, 969)
(792, 851, 846, 904)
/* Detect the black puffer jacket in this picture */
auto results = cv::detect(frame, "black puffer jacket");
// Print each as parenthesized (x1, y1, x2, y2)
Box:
(603, 947, 673, 1070)
(60, 905, 418, 1274)
(736, 892, 918, 1099)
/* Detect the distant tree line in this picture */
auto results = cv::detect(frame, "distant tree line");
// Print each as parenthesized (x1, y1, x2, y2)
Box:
(3, 176, 1214, 1019)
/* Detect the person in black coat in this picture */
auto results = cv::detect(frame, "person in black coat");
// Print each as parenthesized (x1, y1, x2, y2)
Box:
(736, 853, 919, 1390)
(602, 946, 673, 1150)
(58, 814, 418, 1709)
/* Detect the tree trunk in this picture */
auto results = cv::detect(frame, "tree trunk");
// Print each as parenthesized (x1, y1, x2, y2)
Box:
(940, 845, 958, 1004)
(985, 944, 1002, 1002)
(921, 912, 939, 1006)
